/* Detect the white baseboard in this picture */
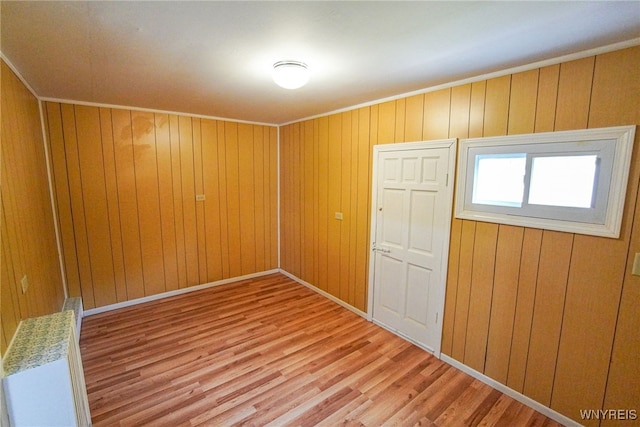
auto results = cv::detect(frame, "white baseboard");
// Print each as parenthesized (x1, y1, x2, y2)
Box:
(83, 269, 280, 316)
(440, 354, 582, 427)
(278, 269, 368, 319)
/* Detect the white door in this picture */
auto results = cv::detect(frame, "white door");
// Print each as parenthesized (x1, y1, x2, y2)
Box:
(369, 140, 456, 356)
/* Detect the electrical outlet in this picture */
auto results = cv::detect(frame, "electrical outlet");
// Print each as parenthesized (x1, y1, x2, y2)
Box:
(335, 212, 343, 220)
(20, 275, 29, 294)
(196, 194, 206, 202)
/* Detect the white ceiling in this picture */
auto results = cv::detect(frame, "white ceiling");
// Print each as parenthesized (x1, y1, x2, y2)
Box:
(2, 1, 639, 125)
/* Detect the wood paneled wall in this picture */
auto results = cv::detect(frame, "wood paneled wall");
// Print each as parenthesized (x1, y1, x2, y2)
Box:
(1, 61, 65, 355)
(44, 102, 278, 310)
(279, 46, 640, 424)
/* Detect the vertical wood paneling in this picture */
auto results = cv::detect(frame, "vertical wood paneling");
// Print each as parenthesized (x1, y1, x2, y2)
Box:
(394, 98, 406, 143)
(313, 120, 320, 287)
(224, 122, 242, 278)
(348, 112, 360, 306)
(468, 81, 486, 138)
(463, 222, 498, 372)
(534, 65, 560, 133)
(507, 228, 543, 392)
(99, 108, 128, 301)
(422, 88, 451, 140)
(75, 105, 116, 306)
(45, 103, 82, 298)
(238, 123, 256, 275)
(523, 231, 573, 406)
(193, 119, 208, 283)
(507, 70, 538, 135)
(178, 116, 199, 286)
(554, 57, 595, 131)
(62, 104, 97, 307)
(354, 107, 371, 311)
(154, 114, 179, 291)
(112, 109, 145, 300)
(451, 220, 476, 361)
(327, 115, 342, 297)
(286, 124, 294, 274)
(441, 218, 462, 355)
(303, 120, 315, 283)
(292, 123, 302, 278)
(339, 112, 352, 302)
(448, 84, 471, 139)
(216, 123, 231, 278)
(377, 101, 396, 145)
(132, 111, 165, 296)
(483, 76, 511, 137)
(1, 61, 65, 354)
(317, 117, 329, 292)
(44, 103, 276, 313)
(169, 114, 188, 288)
(253, 126, 266, 273)
(268, 127, 280, 269)
(484, 225, 524, 383)
(404, 94, 424, 142)
(201, 119, 223, 282)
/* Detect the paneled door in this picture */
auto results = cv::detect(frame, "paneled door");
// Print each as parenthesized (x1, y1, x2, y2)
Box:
(369, 140, 456, 356)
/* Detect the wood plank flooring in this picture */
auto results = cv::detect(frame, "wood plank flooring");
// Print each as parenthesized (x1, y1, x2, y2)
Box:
(80, 273, 561, 426)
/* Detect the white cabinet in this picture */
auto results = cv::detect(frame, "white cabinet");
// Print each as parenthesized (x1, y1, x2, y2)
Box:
(3, 310, 91, 426)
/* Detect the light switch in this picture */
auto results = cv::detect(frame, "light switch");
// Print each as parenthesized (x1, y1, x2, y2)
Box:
(335, 212, 343, 220)
(632, 253, 640, 276)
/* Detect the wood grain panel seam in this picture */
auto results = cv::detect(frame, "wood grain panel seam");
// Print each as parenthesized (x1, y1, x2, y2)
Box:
(459, 222, 477, 362)
(504, 77, 514, 136)
(585, 57, 598, 130)
(153, 114, 171, 288)
(48, 104, 82, 292)
(503, 228, 527, 384)
(106, 109, 129, 301)
(541, 234, 575, 407)
(168, 116, 182, 284)
(519, 231, 544, 392)
(194, 119, 207, 284)
(130, 110, 148, 294)
(71, 105, 98, 307)
(551, 69, 562, 132)
(531, 71, 542, 133)
(475, 225, 500, 373)
(96, 109, 119, 301)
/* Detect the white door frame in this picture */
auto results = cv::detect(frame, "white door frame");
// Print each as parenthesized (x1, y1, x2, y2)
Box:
(367, 139, 457, 358)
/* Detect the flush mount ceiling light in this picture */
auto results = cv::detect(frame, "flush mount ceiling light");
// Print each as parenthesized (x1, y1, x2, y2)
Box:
(272, 60, 309, 89)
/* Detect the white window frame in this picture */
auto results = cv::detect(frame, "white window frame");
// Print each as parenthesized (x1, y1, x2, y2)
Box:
(455, 126, 636, 238)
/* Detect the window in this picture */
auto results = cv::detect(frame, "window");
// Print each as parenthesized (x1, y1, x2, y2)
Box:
(455, 126, 636, 238)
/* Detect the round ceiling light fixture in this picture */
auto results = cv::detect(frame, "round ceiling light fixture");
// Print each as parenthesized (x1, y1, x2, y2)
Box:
(272, 60, 309, 89)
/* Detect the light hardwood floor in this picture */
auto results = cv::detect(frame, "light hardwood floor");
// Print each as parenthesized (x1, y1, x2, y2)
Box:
(80, 273, 561, 426)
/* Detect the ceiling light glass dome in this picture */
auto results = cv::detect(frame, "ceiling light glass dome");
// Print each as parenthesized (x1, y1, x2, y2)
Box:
(272, 61, 309, 89)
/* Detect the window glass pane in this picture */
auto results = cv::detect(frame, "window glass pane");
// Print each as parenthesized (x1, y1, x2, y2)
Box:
(528, 155, 597, 208)
(472, 153, 525, 207)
